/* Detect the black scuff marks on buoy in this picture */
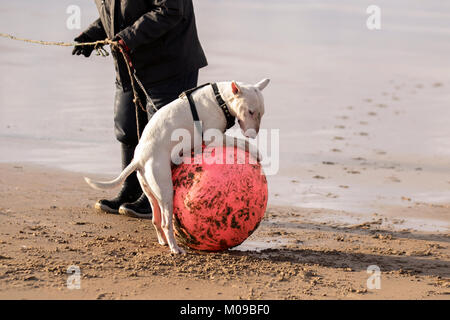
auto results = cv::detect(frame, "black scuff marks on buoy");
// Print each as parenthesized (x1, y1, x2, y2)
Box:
(174, 214, 201, 246)
(231, 215, 241, 229)
(221, 211, 228, 227)
(205, 190, 222, 209)
(237, 208, 250, 221)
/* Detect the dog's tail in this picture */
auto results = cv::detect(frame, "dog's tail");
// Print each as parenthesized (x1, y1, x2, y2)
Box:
(84, 160, 139, 190)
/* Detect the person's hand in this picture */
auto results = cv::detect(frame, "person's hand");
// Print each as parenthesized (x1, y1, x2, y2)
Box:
(72, 33, 96, 57)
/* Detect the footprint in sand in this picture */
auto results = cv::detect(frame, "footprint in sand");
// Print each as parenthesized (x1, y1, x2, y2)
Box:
(377, 104, 387, 108)
(358, 132, 369, 136)
(368, 112, 377, 116)
(353, 157, 366, 161)
(375, 150, 387, 155)
(364, 98, 373, 103)
(335, 125, 346, 129)
(392, 96, 400, 101)
(359, 121, 368, 125)
(347, 170, 361, 174)
(331, 148, 342, 153)
(336, 116, 349, 120)
(325, 193, 339, 199)
(432, 82, 443, 88)
(313, 175, 326, 179)
(339, 185, 350, 189)
(322, 161, 335, 165)
(346, 106, 353, 110)
(387, 176, 401, 183)
(333, 136, 345, 141)
(416, 84, 424, 89)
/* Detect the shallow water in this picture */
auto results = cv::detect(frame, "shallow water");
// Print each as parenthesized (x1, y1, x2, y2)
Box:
(1, 0, 449, 224)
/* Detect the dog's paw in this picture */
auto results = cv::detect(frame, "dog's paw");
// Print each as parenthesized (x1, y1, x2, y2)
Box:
(170, 243, 186, 254)
(170, 245, 186, 255)
(156, 233, 168, 246)
(250, 150, 263, 163)
(158, 238, 168, 246)
(256, 151, 263, 163)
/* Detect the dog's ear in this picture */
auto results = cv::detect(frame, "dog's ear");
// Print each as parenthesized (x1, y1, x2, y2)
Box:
(231, 81, 241, 95)
(255, 78, 270, 91)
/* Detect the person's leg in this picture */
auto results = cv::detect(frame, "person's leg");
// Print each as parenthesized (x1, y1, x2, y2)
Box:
(95, 85, 146, 214)
(119, 70, 199, 218)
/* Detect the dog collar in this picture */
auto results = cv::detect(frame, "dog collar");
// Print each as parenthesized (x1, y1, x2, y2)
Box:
(211, 83, 236, 130)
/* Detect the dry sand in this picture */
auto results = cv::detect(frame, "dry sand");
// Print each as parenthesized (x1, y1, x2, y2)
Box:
(0, 163, 448, 300)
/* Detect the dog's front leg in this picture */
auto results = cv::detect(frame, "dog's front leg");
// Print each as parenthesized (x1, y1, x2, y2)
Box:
(235, 137, 262, 162)
(205, 134, 262, 162)
(218, 135, 262, 162)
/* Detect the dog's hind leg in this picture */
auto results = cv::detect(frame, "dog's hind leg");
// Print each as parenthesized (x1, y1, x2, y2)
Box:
(137, 169, 167, 246)
(144, 157, 185, 254)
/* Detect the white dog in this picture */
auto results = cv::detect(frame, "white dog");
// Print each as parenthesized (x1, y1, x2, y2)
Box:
(85, 79, 270, 254)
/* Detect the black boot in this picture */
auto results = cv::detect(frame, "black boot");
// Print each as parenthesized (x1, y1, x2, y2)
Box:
(119, 193, 152, 219)
(95, 144, 142, 214)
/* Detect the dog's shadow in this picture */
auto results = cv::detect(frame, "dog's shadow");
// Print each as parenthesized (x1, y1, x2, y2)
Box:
(230, 247, 449, 279)
(226, 221, 450, 279)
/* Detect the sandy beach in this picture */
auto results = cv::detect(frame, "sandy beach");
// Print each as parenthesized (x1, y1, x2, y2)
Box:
(0, 0, 449, 300)
(0, 163, 448, 299)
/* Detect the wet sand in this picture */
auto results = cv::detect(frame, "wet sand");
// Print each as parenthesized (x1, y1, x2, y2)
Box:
(0, 164, 448, 299)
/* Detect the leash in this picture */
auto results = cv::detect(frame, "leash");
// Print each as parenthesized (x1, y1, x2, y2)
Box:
(111, 43, 157, 140)
(0, 32, 113, 56)
(0, 32, 154, 141)
(0, 33, 236, 142)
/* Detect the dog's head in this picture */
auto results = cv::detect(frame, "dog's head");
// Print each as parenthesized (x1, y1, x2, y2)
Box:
(229, 78, 270, 139)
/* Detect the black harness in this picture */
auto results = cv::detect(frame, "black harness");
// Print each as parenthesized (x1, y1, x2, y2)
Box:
(180, 83, 236, 136)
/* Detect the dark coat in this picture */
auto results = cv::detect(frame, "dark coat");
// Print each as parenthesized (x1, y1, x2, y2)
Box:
(83, 0, 207, 90)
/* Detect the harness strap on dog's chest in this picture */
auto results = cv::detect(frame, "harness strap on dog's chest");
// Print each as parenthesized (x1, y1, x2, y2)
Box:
(180, 83, 210, 137)
(187, 91, 203, 136)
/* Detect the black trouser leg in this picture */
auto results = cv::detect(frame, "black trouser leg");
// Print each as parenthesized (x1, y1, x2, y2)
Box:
(94, 86, 144, 214)
(120, 143, 140, 195)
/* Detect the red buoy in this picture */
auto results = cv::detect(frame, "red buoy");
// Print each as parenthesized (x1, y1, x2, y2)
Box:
(172, 145, 268, 251)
